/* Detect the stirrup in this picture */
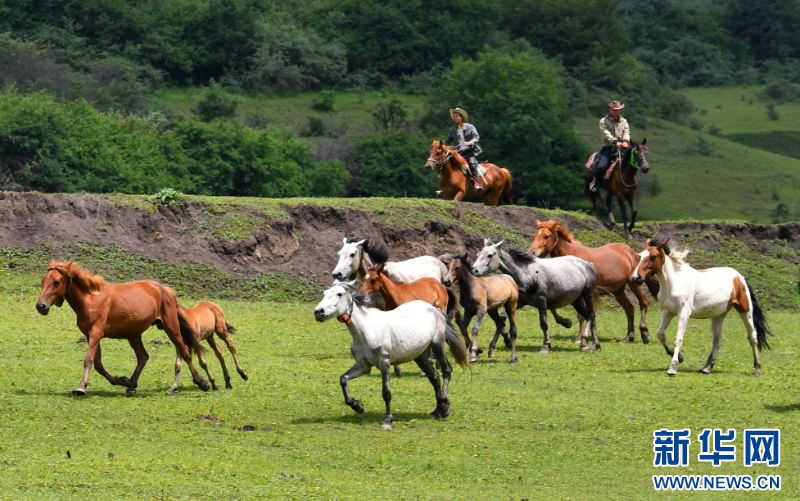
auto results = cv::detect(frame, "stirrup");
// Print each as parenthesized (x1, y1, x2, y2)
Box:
(589, 180, 597, 192)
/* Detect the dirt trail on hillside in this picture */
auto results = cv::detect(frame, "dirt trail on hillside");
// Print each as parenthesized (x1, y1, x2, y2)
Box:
(1, 193, 798, 283)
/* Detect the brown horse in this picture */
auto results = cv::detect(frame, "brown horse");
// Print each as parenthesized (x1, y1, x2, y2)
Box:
(167, 302, 248, 393)
(528, 220, 659, 344)
(36, 260, 209, 396)
(444, 254, 519, 363)
(584, 140, 650, 236)
(361, 263, 460, 321)
(425, 140, 513, 206)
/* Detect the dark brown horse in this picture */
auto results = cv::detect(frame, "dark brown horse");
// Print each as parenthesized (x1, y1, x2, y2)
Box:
(529, 220, 660, 344)
(36, 260, 209, 396)
(168, 302, 248, 393)
(425, 141, 513, 206)
(584, 140, 649, 236)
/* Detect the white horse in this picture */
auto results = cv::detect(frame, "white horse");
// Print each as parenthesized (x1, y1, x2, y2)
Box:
(313, 280, 469, 430)
(332, 238, 448, 283)
(632, 238, 773, 376)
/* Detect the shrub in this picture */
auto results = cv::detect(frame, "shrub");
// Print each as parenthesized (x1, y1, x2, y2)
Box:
(149, 188, 187, 206)
(372, 97, 408, 131)
(311, 91, 337, 112)
(193, 80, 238, 122)
(352, 131, 440, 198)
(767, 103, 779, 121)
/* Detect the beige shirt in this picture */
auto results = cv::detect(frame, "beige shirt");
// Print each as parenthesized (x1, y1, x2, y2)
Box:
(599, 114, 630, 147)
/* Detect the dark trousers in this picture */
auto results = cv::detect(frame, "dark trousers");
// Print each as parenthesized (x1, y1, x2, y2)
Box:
(461, 150, 481, 181)
(592, 146, 617, 177)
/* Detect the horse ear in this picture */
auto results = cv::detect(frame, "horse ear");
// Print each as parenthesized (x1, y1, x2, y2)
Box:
(493, 240, 505, 249)
(659, 238, 670, 255)
(354, 239, 366, 248)
(483, 238, 491, 247)
(48, 258, 57, 267)
(641, 138, 647, 146)
(535, 220, 542, 228)
(377, 263, 385, 273)
(342, 237, 347, 245)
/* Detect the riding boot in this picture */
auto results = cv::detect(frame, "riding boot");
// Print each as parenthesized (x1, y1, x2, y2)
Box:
(469, 159, 484, 192)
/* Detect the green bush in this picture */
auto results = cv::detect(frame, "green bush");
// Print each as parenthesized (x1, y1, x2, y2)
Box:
(352, 131, 440, 198)
(193, 80, 238, 122)
(423, 48, 587, 206)
(311, 91, 337, 112)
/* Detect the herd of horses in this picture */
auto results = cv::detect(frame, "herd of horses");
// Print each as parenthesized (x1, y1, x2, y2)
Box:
(425, 139, 651, 237)
(35, 218, 773, 430)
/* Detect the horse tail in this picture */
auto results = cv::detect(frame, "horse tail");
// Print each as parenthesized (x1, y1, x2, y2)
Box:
(591, 286, 613, 311)
(445, 287, 460, 322)
(225, 322, 236, 334)
(500, 168, 513, 205)
(445, 320, 471, 372)
(177, 309, 206, 355)
(645, 276, 661, 298)
(747, 281, 773, 351)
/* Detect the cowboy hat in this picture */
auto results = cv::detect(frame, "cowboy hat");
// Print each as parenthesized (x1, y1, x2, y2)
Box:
(607, 101, 625, 110)
(450, 108, 469, 121)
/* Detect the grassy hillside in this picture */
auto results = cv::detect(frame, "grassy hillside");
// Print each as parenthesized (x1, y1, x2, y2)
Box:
(681, 86, 800, 135)
(574, 117, 800, 224)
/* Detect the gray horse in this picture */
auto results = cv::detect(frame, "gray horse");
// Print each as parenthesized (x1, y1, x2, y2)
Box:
(472, 238, 601, 353)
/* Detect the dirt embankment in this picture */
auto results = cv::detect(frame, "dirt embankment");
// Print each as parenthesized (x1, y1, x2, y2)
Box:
(1, 192, 798, 281)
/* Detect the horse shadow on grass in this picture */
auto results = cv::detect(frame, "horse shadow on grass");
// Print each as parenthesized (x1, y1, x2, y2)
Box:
(291, 411, 432, 426)
(13, 387, 197, 398)
(764, 403, 800, 414)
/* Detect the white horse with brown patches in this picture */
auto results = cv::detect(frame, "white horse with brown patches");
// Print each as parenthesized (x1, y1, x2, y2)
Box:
(632, 238, 773, 376)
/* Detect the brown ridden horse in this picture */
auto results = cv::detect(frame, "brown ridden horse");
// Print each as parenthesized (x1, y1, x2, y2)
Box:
(584, 140, 650, 236)
(444, 254, 519, 363)
(425, 141, 513, 206)
(529, 220, 660, 344)
(36, 260, 209, 396)
(168, 302, 248, 393)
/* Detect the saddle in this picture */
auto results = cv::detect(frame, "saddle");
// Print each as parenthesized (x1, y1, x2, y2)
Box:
(585, 152, 619, 179)
(458, 161, 487, 178)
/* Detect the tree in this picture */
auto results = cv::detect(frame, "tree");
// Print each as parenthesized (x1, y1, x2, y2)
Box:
(352, 131, 440, 198)
(423, 48, 587, 206)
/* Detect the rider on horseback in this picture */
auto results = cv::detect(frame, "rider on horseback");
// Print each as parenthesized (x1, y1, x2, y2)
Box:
(444, 108, 484, 192)
(589, 101, 630, 192)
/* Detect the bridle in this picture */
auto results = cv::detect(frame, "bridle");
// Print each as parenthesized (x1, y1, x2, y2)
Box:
(427, 147, 453, 174)
(618, 147, 644, 188)
(337, 291, 356, 324)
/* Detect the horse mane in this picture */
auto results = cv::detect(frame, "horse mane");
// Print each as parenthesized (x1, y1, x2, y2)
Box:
(47, 261, 106, 294)
(540, 220, 575, 243)
(666, 248, 690, 269)
(351, 290, 374, 306)
(508, 248, 536, 263)
(346, 237, 390, 264)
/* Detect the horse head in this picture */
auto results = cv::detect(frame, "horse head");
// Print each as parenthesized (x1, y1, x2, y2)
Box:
(632, 237, 669, 285)
(361, 263, 386, 295)
(37, 260, 74, 315)
(472, 239, 504, 276)
(314, 281, 356, 322)
(443, 253, 468, 287)
(332, 238, 366, 280)
(425, 140, 450, 172)
(529, 220, 561, 257)
(631, 138, 649, 174)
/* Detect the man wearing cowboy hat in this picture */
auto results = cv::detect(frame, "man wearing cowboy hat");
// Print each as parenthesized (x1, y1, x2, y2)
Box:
(443, 107, 484, 191)
(590, 100, 630, 192)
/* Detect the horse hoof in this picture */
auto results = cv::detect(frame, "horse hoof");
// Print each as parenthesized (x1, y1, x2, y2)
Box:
(619, 334, 635, 344)
(166, 387, 177, 394)
(641, 333, 651, 344)
(591, 344, 601, 352)
(666, 366, 678, 376)
(487, 350, 495, 359)
(239, 372, 249, 381)
(117, 376, 131, 387)
(419, 371, 427, 378)
(394, 367, 403, 377)
(72, 388, 86, 396)
(539, 345, 550, 354)
(509, 357, 516, 364)
(226, 383, 233, 389)
(197, 380, 210, 392)
(211, 385, 219, 391)
(753, 369, 762, 377)
(580, 345, 590, 352)
(573, 336, 583, 344)
(381, 423, 393, 431)
(126, 388, 137, 397)
(353, 401, 365, 414)
(428, 410, 440, 419)
(503, 339, 513, 349)
(700, 367, 711, 374)
(470, 354, 477, 363)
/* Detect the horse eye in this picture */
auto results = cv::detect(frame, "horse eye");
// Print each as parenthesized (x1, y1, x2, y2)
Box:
(337, 293, 343, 297)
(650, 255, 656, 261)
(350, 253, 356, 257)
(53, 280, 60, 286)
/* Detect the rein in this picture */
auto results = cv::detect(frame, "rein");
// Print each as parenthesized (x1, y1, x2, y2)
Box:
(427, 149, 452, 174)
(618, 148, 638, 188)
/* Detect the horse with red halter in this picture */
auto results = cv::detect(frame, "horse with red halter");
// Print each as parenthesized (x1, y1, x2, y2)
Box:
(36, 260, 209, 396)
(528, 220, 659, 344)
(425, 140, 513, 206)
(167, 302, 248, 393)
(632, 239, 773, 376)
(584, 140, 650, 237)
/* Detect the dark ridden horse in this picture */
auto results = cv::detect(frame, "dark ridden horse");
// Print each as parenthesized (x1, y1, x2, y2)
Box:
(584, 139, 650, 236)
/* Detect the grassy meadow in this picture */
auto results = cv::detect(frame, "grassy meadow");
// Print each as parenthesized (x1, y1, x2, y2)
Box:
(1, 263, 799, 500)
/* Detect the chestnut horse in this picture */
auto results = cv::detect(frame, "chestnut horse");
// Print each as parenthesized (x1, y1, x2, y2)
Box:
(168, 302, 248, 393)
(425, 141, 513, 206)
(36, 260, 209, 396)
(529, 220, 659, 344)
(584, 140, 649, 236)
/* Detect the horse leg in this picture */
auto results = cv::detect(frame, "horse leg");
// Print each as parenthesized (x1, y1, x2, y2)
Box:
(93, 345, 128, 388)
(166, 352, 181, 394)
(741, 311, 762, 376)
(216, 329, 248, 381)
(628, 282, 651, 343)
(340, 363, 370, 414)
(486, 309, 506, 359)
(655, 310, 680, 360)
(459, 311, 475, 351)
(628, 195, 638, 232)
(505, 301, 518, 364)
(613, 288, 636, 343)
(74, 331, 102, 396)
(470, 308, 487, 362)
(618, 196, 631, 237)
(701, 314, 726, 374)
(606, 192, 616, 226)
(163, 314, 209, 392)
(667, 312, 690, 376)
(416, 348, 447, 419)
(550, 308, 573, 329)
(207, 337, 233, 389)
(584, 289, 600, 352)
(536, 304, 551, 354)
(431, 340, 452, 413)
(379, 362, 393, 430)
(573, 316, 585, 344)
(123, 335, 150, 397)
(571, 295, 596, 352)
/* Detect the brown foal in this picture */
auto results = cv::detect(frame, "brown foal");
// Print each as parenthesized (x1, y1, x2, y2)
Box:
(168, 301, 248, 393)
(36, 260, 209, 396)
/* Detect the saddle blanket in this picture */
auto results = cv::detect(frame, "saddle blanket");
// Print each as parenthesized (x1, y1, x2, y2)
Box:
(460, 162, 488, 177)
(585, 152, 619, 179)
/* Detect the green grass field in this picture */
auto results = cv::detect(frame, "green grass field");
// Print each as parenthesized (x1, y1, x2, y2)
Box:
(1, 258, 799, 499)
(680, 86, 800, 135)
